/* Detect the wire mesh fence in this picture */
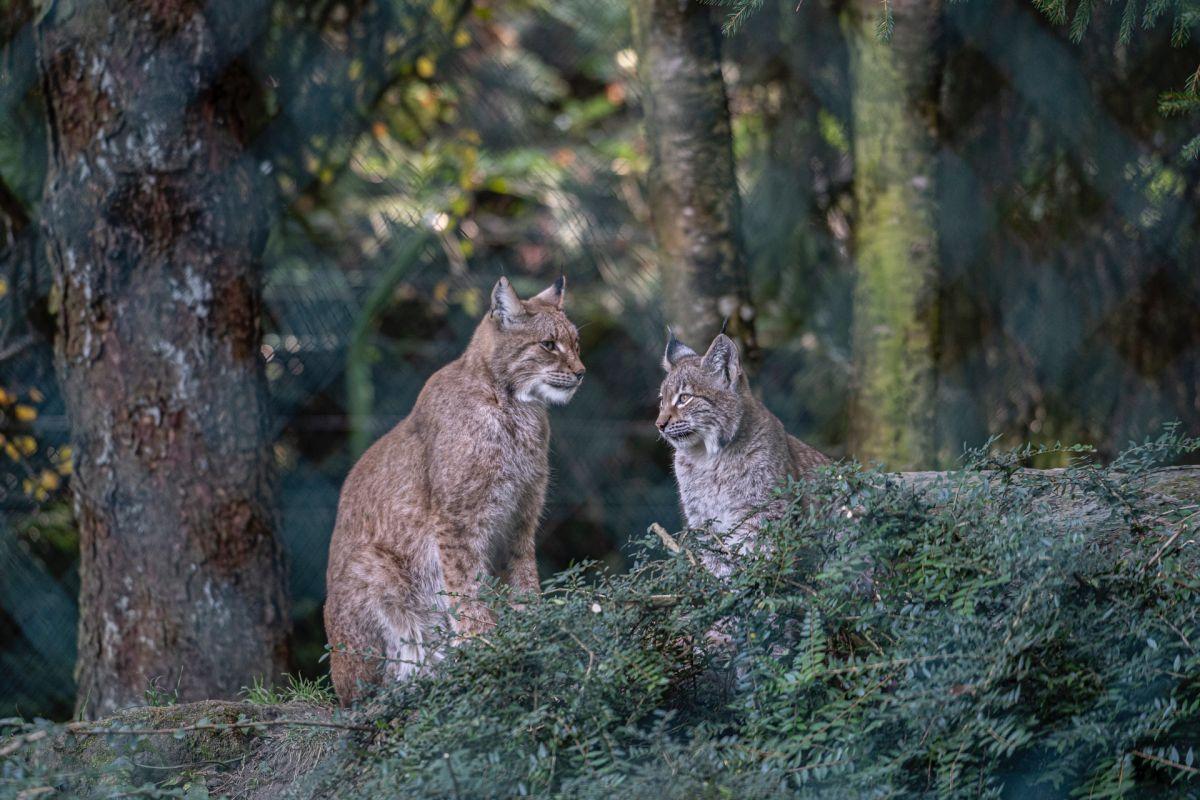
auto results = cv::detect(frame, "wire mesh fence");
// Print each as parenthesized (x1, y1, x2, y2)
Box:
(1, 0, 1199, 719)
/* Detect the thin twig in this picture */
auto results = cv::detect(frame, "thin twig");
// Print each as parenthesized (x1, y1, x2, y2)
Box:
(564, 629, 595, 677)
(130, 755, 247, 771)
(1131, 749, 1200, 776)
(62, 717, 372, 737)
(1146, 527, 1187, 569)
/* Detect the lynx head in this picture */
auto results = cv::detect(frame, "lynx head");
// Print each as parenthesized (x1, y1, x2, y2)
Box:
(488, 275, 585, 405)
(656, 330, 745, 455)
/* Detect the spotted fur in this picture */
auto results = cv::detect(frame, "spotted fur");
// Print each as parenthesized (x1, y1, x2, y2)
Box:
(324, 276, 584, 704)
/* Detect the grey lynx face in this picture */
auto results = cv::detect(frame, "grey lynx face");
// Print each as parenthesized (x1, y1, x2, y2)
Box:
(656, 331, 744, 455)
(490, 276, 585, 405)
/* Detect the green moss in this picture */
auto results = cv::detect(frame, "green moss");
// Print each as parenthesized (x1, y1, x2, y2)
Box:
(845, 0, 941, 470)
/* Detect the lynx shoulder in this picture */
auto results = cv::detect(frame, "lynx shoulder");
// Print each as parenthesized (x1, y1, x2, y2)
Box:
(324, 276, 584, 704)
(655, 331, 829, 575)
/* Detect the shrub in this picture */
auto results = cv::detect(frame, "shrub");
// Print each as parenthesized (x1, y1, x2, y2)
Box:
(3, 429, 1198, 799)
(297, 428, 1200, 798)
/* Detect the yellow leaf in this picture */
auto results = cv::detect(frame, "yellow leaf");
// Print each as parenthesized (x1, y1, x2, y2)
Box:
(14, 404, 37, 422)
(416, 56, 435, 79)
(15, 435, 36, 456)
(453, 29, 470, 48)
(460, 287, 481, 317)
(22, 478, 33, 495)
(4, 443, 18, 461)
(649, 523, 681, 553)
(39, 470, 60, 491)
(29, 388, 44, 402)
(0, 277, 7, 297)
(348, 60, 363, 80)
(0, 387, 11, 405)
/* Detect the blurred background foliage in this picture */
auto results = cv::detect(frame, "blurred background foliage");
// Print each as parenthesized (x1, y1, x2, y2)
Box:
(1, 0, 1198, 720)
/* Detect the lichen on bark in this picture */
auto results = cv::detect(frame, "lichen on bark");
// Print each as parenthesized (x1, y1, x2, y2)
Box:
(36, 0, 290, 718)
(846, 0, 943, 469)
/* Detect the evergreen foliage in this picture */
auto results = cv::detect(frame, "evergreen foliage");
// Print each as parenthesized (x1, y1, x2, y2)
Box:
(312, 430, 1199, 799)
(8, 431, 1195, 798)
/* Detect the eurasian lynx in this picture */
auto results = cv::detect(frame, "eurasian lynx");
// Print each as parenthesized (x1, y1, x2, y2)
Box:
(324, 276, 584, 704)
(657, 331, 829, 576)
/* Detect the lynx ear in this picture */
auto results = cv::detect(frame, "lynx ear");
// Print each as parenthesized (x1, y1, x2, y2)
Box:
(662, 328, 697, 371)
(531, 274, 565, 309)
(702, 333, 741, 386)
(490, 277, 525, 326)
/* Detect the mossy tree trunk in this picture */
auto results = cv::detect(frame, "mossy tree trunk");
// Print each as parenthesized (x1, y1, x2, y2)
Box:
(36, 0, 289, 717)
(846, 0, 942, 469)
(632, 0, 757, 361)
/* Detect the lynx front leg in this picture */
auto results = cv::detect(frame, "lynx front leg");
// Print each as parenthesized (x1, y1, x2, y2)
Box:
(503, 537, 540, 600)
(503, 499, 542, 598)
(437, 524, 497, 638)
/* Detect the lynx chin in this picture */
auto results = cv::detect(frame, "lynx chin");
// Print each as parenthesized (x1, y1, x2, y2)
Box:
(324, 276, 584, 704)
(657, 330, 829, 576)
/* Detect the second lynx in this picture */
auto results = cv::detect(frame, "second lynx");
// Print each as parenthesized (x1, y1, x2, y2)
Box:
(657, 331, 828, 576)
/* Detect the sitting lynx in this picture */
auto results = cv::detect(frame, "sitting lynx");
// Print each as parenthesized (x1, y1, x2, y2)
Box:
(656, 331, 829, 576)
(324, 276, 584, 704)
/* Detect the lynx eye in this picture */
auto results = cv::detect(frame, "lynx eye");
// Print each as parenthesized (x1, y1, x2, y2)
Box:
(539, 340, 556, 352)
(677, 393, 693, 406)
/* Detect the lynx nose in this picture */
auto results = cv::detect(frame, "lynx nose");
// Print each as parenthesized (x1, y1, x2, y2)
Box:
(573, 366, 586, 379)
(655, 414, 670, 431)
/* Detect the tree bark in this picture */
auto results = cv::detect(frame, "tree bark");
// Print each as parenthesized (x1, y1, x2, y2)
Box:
(36, 0, 289, 717)
(846, 0, 942, 469)
(632, 0, 757, 360)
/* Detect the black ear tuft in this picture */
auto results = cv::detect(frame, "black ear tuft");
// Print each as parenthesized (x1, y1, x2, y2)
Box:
(531, 274, 566, 309)
(662, 327, 698, 371)
(702, 333, 742, 386)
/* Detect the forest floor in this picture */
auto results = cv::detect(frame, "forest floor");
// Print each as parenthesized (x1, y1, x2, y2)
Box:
(14, 699, 348, 799)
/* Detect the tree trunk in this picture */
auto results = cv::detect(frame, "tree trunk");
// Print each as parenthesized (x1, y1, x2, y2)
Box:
(36, 0, 289, 718)
(846, 0, 942, 469)
(632, 0, 757, 360)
